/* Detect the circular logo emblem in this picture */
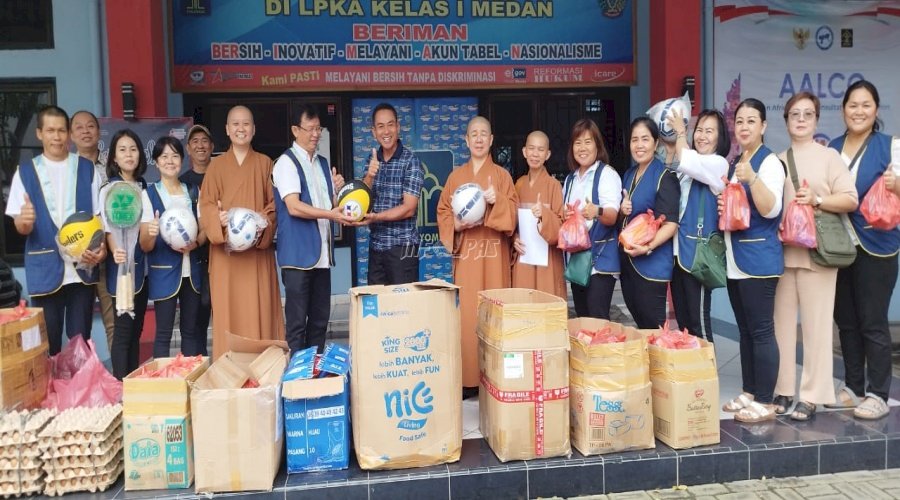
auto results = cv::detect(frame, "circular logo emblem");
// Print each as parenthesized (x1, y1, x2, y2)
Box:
(816, 26, 834, 50)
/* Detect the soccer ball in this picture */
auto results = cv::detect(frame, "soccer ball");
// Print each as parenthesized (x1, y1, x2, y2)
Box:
(336, 180, 372, 222)
(647, 91, 692, 143)
(159, 207, 198, 251)
(58, 212, 103, 259)
(451, 183, 486, 225)
(227, 207, 262, 252)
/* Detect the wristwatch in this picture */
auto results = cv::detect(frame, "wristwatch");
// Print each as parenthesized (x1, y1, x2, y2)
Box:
(814, 196, 823, 208)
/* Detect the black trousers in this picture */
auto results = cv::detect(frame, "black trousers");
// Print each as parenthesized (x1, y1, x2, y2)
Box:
(619, 258, 668, 329)
(282, 267, 330, 354)
(111, 284, 149, 380)
(727, 277, 779, 404)
(368, 243, 419, 286)
(571, 273, 616, 319)
(671, 264, 714, 342)
(153, 278, 204, 358)
(834, 249, 898, 402)
(32, 282, 95, 355)
(195, 257, 211, 354)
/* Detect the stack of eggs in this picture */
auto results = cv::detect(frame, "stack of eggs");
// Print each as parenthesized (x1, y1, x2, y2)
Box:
(38, 405, 123, 497)
(0, 409, 54, 498)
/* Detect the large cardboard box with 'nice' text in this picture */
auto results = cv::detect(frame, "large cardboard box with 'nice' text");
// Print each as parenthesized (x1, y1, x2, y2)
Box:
(350, 280, 461, 470)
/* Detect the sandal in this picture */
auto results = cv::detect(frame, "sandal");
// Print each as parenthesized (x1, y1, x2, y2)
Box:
(824, 384, 862, 409)
(854, 394, 889, 420)
(723, 392, 754, 413)
(735, 401, 776, 423)
(790, 401, 816, 421)
(773, 395, 794, 415)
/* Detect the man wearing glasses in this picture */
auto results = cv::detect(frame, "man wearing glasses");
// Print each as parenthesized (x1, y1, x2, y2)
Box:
(362, 103, 424, 285)
(272, 103, 353, 354)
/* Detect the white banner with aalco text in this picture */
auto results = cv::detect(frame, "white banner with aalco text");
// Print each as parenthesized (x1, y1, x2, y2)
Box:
(713, 0, 900, 157)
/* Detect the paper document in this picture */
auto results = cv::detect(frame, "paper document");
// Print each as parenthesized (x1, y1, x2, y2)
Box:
(517, 208, 548, 267)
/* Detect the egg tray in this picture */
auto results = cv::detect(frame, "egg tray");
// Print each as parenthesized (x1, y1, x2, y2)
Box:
(0, 479, 43, 498)
(41, 436, 122, 468)
(42, 457, 123, 497)
(40, 427, 123, 459)
(0, 466, 42, 484)
(0, 444, 40, 461)
(43, 450, 122, 483)
(0, 454, 40, 470)
(38, 408, 122, 446)
(0, 409, 55, 446)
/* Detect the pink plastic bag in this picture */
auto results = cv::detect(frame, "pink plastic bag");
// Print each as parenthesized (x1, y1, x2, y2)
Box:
(719, 181, 750, 231)
(42, 335, 122, 410)
(780, 181, 817, 249)
(557, 200, 592, 252)
(648, 320, 701, 350)
(861, 175, 900, 231)
(619, 209, 665, 248)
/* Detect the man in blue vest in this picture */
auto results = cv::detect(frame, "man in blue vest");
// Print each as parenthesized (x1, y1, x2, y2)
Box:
(5, 105, 106, 354)
(272, 103, 354, 353)
(362, 103, 424, 285)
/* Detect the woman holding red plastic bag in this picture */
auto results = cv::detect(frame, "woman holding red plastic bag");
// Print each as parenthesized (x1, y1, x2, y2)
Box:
(668, 109, 730, 343)
(619, 117, 679, 329)
(772, 92, 858, 421)
(561, 119, 622, 319)
(511, 131, 566, 299)
(718, 98, 785, 423)
(826, 80, 900, 420)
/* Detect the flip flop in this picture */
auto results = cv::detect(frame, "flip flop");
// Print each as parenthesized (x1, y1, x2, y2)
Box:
(735, 401, 776, 423)
(824, 384, 861, 409)
(854, 394, 889, 420)
(773, 395, 794, 415)
(723, 392, 754, 412)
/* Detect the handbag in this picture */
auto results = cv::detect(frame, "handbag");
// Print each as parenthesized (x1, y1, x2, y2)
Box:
(786, 149, 856, 268)
(689, 190, 727, 289)
(564, 250, 592, 287)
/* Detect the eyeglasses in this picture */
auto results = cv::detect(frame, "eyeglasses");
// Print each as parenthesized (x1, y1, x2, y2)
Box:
(298, 125, 324, 135)
(788, 110, 816, 122)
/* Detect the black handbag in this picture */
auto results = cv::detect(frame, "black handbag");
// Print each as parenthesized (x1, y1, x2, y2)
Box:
(786, 148, 856, 268)
(689, 190, 727, 289)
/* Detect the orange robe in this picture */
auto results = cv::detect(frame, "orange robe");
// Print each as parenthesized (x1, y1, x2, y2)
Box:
(199, 147, 285, 359)
(511, 168, 566, 299)
(437, 159, 518, 387)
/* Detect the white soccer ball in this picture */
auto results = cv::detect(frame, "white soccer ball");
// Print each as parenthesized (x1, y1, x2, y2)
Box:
(227, 207, 261, 252)
(647, 91, 692, 143)
(159, 207, 198, 251)
(451, 183, 486, 225)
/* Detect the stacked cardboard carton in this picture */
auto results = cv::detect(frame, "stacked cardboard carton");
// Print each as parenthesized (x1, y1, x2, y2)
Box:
(122, 356, 208, 490)
(350, 280, 462, 470)
(568, 319, 654, 455)
(0, 308, 48, 410)
(190, 335, 289, 493)
(477, 288, 570, 462)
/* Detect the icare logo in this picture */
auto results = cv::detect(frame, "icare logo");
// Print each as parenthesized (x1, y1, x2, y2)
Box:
(384, 380, 434, 430)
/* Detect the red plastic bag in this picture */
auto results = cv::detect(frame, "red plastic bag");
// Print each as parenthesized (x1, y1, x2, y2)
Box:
(719, 181, 750, 231)
(557, 200, 591, 252)
(648, 320, 701, 350)
(42, 335, 122, 410)
(780, 181, 817, 248)
(619, 209, 666, 248)
(0, 300, 31, 325)
(861, 175, 900, 231)
(575, 326, 626, 345)
(133, 353, 204, 378)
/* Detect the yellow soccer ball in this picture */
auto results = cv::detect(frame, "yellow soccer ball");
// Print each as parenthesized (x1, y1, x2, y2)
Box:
(336, 180, 372, 222)
(58, 212, 104, 259)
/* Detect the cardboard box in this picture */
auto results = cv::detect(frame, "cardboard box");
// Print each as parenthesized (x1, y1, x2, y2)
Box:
(190, 335, 289, 493)
(648, 340, 720, 449)
(477, 288, 568, 351)
(283, 374, 349, 473)
(123, 357, 209, 416)
(123, 413, 194, 490)
(0, 308, 48, 410)
(479, 340, 570, 461)
(350, 280, 462, 470)
(567, 318, 654, 455)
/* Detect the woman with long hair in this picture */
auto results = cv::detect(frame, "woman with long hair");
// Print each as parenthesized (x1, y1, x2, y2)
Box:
(827, 80, 899, 420)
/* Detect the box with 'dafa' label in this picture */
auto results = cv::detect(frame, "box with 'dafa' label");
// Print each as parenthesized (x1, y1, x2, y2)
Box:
(350, 280, 461, 470)
(283, 375, 349, 473)
(124, 414, 193, 490)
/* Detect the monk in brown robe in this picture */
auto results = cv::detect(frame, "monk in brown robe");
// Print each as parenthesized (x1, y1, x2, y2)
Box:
(437, 116, 518, 392)
(199, 105, 285, 359)
(512, 131, 566, 299)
